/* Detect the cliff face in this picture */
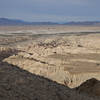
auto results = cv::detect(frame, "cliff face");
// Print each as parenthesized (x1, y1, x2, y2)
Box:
(2, 33, 100, 89)
(0, 47, 99, 100)
(1, 25, 100, 99)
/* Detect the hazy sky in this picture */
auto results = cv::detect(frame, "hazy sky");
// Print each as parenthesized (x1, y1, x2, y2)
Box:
(0, 0, 100, 22)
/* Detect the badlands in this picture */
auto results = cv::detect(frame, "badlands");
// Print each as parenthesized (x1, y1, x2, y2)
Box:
(0, 25, 100, 100)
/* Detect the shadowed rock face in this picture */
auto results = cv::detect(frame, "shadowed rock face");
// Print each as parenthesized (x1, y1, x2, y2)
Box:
(76, 78, 100, 97)
(0, 47, 18, 61)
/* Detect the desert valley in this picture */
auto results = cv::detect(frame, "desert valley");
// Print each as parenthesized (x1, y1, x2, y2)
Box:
(0, 25, 100, 100)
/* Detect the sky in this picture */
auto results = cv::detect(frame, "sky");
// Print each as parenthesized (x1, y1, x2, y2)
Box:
(0, 0, 100, 22)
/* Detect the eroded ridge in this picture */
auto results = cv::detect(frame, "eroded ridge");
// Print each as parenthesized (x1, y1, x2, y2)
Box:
(2, 33, 100, 89)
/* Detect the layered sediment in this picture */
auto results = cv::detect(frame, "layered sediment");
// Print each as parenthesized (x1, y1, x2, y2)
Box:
(3, 33, 100, 88)
(1, 26, 100, 99)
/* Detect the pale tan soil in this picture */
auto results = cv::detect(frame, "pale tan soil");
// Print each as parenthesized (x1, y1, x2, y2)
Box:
(0, 25, 100, 32)
(1, 25, 100, 99)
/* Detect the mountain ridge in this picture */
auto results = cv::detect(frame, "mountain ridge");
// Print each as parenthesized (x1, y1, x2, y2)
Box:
(0, 18, 58, 25)
(0, 18, 100, 26)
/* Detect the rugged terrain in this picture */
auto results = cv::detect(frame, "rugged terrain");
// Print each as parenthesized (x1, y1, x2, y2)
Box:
(0, 25, 100, 99)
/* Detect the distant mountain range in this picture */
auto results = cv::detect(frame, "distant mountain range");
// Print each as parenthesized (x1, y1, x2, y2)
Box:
(64, 21, 100, 25)
(0, 18, 58, 25)
(0, 18, 100, 26)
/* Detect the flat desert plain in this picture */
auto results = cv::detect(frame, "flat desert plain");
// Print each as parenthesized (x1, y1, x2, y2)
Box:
(0, 25, 100, 100)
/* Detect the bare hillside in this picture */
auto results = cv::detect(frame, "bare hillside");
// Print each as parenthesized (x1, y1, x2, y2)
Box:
(0, 25, 100, 99)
